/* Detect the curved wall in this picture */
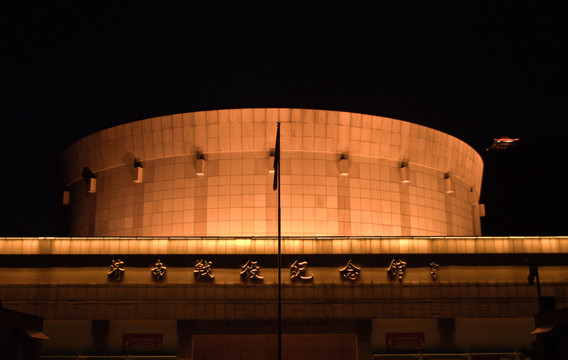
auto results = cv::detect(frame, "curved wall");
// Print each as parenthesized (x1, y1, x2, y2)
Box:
(61, 109, 484, 237)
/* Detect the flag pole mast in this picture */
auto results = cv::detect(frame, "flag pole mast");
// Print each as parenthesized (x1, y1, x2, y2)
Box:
(276, 122, 282, 360)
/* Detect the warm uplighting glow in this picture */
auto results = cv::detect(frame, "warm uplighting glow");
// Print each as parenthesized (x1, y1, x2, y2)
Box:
(61, 109, 483, 237)
(2, 236, 566, 255)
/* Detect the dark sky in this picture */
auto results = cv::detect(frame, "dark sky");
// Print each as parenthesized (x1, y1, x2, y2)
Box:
(1, 2, 566, 236)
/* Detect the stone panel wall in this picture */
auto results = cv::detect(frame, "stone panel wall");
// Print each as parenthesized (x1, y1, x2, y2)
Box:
(61, 109, 484, 236)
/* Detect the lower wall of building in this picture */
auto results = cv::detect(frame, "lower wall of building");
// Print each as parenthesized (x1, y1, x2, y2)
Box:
(42, 320, 178, 355)
(372, 317, 534, 353)
(41, 320, 92, 355)
(454, 318, 534, 352)
(41, 317, 534, 356)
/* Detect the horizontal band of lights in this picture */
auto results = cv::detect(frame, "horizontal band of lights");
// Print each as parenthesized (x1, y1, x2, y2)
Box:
(0, 237, 566, 255)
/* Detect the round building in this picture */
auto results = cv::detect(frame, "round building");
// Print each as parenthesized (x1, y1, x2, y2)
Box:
(61, 108, 484, 237)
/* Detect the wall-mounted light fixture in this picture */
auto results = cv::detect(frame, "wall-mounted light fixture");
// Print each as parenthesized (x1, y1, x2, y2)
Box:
(196, 153, 206, 176)
(338, 154, 349, 176)
(400, 161, 410, 183)
(134, 159, 143, 183)
(444, 173, 453, 194)
(268, 149, 275, 174)
(62, 190, 70, 205)
(82, 167, 97, 194)
(88, 178, 96, 193)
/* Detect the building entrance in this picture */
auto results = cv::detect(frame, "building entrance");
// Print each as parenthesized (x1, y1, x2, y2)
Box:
(191, 334, 357, 360)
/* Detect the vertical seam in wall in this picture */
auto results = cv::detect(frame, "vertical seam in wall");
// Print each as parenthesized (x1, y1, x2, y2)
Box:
(195, 174, 208, 236)
(88, 182, 97, 236)
(133, 167, 145, 236)
(338, 176, 351, 236)
(399, 183, 411, 236)
(445, 195, 454, 236)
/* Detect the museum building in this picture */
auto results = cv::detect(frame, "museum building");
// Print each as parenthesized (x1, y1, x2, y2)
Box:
(0, 109, 566, 359)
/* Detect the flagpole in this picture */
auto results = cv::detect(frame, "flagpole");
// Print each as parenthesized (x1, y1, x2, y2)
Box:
(276, 122, 282, 360)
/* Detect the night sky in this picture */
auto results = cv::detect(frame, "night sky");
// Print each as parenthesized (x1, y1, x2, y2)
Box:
(2, 2, 566, 236)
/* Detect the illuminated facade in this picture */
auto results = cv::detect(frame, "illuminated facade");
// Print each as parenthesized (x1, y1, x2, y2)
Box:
(0, 109, 566, 360)
(61, 109, 484, 237)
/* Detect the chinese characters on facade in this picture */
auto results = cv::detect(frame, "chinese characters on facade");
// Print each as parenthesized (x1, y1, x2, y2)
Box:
(194, 259, 215, 280)
(151, 259, 167, 280)
(290, 260, 313, 281)
(387, 258, 407, 280)
(340, 259, 361, 281)
(429, 262, 439, 280)
(105, 257, 441, 282)
(108, 259, 125, 281)
(241, 260, 264, 281)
